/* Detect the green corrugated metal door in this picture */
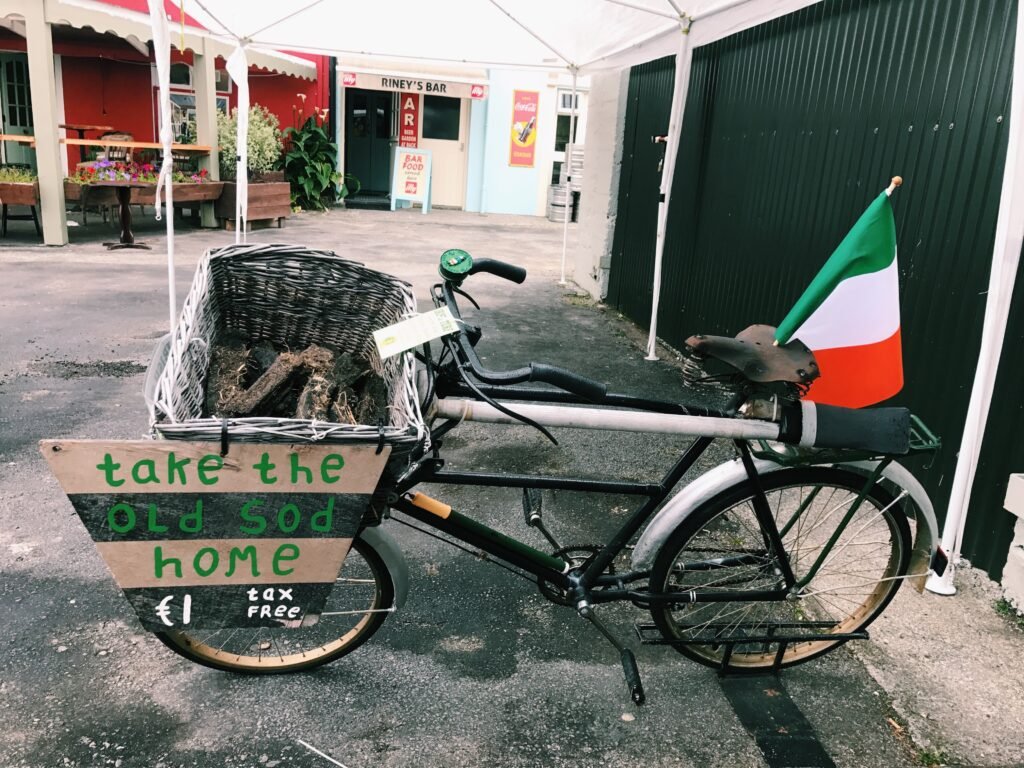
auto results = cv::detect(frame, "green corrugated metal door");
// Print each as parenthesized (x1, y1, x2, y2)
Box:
(610, 0, 1022, 578)
(607, 56, 674, 321)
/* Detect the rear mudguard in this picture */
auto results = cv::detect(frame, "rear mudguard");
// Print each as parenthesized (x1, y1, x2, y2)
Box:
(360, 524, 410, 608)
(630, 458, 938, 593)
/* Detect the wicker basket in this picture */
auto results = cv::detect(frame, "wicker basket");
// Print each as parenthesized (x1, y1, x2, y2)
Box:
(148, 243, 427, 460)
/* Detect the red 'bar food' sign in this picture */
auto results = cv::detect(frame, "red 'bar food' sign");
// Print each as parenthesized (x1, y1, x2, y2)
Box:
(509, 90, 539, 168)
(399, 92, 420, 148)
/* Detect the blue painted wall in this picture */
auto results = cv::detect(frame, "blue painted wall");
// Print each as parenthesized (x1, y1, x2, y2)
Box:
(466, 69, 551, 216)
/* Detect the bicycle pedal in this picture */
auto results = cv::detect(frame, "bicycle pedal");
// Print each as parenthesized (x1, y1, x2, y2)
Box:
(620, 648, 646, 705)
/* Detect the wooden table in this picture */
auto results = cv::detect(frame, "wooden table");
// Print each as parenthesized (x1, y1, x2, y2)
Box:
(89, 181, 152, 250)
(59, 123, 114, 162)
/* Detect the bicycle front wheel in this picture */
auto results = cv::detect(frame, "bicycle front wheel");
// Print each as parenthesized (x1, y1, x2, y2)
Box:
(649, 467, 911, 671)
(156, 534, 394, 673)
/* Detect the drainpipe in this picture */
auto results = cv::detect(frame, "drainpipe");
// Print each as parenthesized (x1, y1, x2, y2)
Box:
(328, 55, 338, 196)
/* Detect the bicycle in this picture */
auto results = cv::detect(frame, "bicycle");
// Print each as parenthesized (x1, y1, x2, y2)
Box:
(155, 249, 945, 704)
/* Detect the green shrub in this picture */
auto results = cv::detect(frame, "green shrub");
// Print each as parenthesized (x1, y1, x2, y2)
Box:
(217, 104, 283, 180)
(283, 115, 353, 211)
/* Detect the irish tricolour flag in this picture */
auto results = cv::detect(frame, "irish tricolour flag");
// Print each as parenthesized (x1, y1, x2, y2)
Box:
(775, 183, 902, 408)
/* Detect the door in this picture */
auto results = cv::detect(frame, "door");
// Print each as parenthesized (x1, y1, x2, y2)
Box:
(344, 88, 393, 194)
(418, 95, 468, 208)
(0, 53, 34, 168)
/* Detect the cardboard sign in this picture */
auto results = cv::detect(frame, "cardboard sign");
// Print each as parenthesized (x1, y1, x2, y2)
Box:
(41, 440, 390, 631)
(509, 90, 539, 168)
(399, 92, 420, 148)
(342, 71, 487, 100)
(390, 146, 432, 214)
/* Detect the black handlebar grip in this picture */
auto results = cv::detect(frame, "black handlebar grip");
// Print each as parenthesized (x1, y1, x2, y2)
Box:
(529, 363, 608, 402)
(469, 258, 527, 284)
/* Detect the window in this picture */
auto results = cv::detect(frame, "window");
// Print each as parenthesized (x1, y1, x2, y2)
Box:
(558, 90, 580, 111)
(422, 95, 460, 141)
(215, 68, 232, 92)
(170, 63, 191, 87)
(555, 114, 579, 153)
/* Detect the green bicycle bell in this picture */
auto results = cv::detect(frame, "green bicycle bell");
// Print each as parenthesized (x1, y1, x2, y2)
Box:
(439, 248, 473, 285)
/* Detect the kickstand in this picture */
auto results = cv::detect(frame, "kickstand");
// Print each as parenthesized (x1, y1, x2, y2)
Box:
(578, 604, 645, 705)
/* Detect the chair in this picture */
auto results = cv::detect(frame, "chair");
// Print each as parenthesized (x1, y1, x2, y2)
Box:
(97, 132, 134, 163)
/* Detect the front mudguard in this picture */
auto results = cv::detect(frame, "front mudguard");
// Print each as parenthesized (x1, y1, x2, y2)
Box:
(360, 524, 410, 608)
(630, 458, 939, 593)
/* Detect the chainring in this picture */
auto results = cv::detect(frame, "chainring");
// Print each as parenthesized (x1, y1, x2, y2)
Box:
(537, 545, 612, 606)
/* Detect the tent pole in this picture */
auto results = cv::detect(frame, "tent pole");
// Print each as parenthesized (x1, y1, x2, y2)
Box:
(147, 0, 176, 333)
(559, 67, 578, 286)
(226, 47, 250, 244)
(645, 26, 692, 360)
(926, 0, 1024, 595)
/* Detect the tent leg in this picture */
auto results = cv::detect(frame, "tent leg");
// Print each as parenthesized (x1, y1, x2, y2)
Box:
(926, 0, 1024, 595)
(645, 30, 692, 361)
(560, 68, 579, 286)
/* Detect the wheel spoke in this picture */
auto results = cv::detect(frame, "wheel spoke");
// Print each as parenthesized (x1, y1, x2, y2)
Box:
(651, 470, 910, 671)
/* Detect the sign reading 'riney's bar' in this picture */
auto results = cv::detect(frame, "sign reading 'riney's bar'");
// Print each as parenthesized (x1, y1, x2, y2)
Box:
(342, 71, 487, 100)
(41, 440, 390, 631)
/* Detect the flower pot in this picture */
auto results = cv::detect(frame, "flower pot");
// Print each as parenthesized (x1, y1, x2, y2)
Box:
(130, 181, 224, 206)
(0, 181, 39, 206)
(63, 181, 118, 206)
(215, 181, 291, 228)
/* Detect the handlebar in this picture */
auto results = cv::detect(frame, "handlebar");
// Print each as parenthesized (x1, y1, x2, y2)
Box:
(468, 258, 527, 284)
(435, 254, 608, 403)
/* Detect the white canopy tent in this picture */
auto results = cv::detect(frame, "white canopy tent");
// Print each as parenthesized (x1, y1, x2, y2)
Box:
(139, 0, 1024, 593)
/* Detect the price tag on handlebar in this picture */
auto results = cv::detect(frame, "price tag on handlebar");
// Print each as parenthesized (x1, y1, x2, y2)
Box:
(373, 306, 459, 359)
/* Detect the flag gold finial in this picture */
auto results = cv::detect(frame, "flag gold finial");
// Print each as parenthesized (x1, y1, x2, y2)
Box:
(886, 176, 903, 196)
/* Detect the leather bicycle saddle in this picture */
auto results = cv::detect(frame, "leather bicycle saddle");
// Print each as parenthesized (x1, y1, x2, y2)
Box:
(684, 324, 819, 385)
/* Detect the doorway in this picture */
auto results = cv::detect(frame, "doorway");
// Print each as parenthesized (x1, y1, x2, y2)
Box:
(344, 88, 394, 195)
(0, 53, 34, 168)
(418, 94, 468, 208)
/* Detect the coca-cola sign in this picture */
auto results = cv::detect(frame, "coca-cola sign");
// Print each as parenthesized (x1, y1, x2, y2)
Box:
(509, 90, 539, 168)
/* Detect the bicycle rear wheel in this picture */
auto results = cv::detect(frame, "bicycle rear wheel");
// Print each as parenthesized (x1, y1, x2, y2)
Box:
(649, 467, 911, 671)
(156, 534, 394, 673)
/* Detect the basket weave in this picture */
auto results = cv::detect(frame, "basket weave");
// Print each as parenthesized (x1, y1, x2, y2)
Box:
(149, 243, 427, 458)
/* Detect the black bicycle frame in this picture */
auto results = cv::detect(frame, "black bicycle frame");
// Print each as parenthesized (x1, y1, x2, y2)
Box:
(392, 388, 794, 606)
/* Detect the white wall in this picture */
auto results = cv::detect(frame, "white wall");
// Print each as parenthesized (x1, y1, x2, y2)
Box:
(570, 68, 628, 298)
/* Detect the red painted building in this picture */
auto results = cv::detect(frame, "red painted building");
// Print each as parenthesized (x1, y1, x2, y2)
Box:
(0, 0, 329, 171)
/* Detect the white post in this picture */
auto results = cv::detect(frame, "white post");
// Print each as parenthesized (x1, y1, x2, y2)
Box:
(22, 2, 67, 245)
(926, 2, 1024, 595)
(147, 0, 176, 333)
(226, 47, 250, 243)
(193, 40, 219, 228)
(645, 27, 692, 360)
(559, 67, 579, 285)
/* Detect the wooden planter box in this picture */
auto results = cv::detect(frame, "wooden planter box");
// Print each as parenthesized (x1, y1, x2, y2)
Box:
(64, 181, 117, 206)
(64, 181, 223, 206)
(0, 181, 39, 206)
(215, 181, 291, 228)
(131, 181, 224, 206)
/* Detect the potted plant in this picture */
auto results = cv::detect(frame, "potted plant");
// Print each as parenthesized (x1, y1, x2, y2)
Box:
(213, 104, 291, 229)
(0, 166, 39, 206)
(0, 166, 41, 236)
(283, 105, 358, 211)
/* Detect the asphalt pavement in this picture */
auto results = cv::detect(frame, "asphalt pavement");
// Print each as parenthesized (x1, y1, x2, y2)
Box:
(1, 209, 1019, 768)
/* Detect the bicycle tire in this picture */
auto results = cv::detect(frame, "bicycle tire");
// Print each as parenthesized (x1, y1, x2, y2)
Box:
(649, 467, 911, 671)
(156, 534, 395, 674)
